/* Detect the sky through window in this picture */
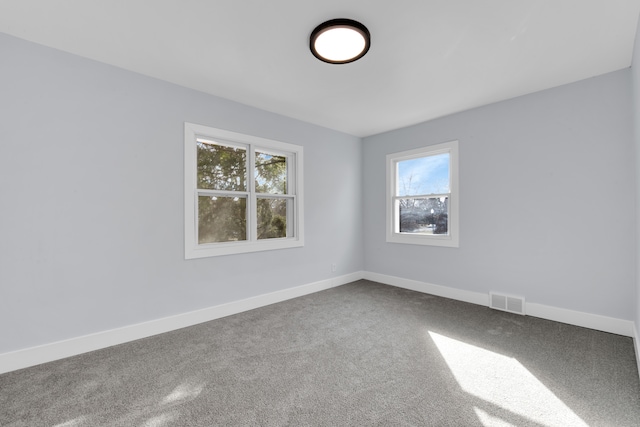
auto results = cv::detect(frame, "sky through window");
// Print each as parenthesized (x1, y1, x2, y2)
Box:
(398, 153, 449, 196)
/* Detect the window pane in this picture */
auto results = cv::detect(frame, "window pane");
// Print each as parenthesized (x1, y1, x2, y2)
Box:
(399, 196, 449, 235)
(198, 195, 246, 243)
(257, 198, 288, 239)
(197, 140, 246, 191)
(397, 153, 449, 196)
(255, 151, 287, 194)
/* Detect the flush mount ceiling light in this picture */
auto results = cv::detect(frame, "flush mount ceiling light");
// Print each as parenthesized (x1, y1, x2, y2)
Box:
(310, 19, 370, 64)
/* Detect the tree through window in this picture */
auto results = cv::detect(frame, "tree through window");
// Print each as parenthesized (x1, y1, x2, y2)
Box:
(185, 123, 304, 258)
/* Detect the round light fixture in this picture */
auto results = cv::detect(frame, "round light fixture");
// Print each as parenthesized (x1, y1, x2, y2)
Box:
(310, 19, 370, 64)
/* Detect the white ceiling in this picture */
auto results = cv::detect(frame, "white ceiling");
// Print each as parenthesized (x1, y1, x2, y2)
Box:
(1, 1, 639, 137)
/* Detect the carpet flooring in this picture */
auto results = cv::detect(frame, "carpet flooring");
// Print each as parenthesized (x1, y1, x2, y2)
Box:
(1, 280, 639, 426)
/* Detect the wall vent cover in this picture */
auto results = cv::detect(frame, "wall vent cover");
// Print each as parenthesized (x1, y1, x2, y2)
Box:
(489, 292, 525, 315)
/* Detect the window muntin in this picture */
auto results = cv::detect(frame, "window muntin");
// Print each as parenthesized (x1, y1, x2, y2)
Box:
(185, 123, 303, 258)
(387, 141, 459, 247)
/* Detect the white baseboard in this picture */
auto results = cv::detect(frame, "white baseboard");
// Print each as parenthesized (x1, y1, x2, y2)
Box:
(363, 271, 635, 337)
(0, 272, 364, 375)
(335, 271, 366, 287)
(526, 302, 635, 337)
(363, 271, 489, 306)
(1, 270, 633, 374)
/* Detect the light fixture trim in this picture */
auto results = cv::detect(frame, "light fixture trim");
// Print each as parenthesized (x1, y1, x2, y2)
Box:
(310, 18, 371, 64)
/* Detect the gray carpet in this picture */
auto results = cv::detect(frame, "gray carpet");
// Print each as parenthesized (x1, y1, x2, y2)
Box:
(1, 280, 639, 426)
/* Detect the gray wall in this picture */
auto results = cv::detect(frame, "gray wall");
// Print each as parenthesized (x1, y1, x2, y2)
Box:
(363, 70, 636, 320)
(0, 33, 364, 353)
(632, 16, 640, 336)
(2, 28, 638, 356)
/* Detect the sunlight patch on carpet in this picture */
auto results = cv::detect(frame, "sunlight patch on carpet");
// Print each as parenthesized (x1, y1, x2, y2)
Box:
(53, 416, 88, 427)
(474, 407, 518, 427)
(428, 331, 587, 427)
(162, 382, 205, 404)
(142, 412, 177, 427)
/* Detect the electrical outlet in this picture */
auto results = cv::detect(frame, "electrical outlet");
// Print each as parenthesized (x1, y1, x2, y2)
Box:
(331, 263, 337, 272)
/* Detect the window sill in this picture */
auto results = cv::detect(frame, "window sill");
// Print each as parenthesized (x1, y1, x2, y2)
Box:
(185, 237, 304, 259)
(386, 233, 459, 248)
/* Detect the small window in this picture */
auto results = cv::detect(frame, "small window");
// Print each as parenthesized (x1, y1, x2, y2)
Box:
(386, 141, 459, 247)
(185, 123, 304, 258)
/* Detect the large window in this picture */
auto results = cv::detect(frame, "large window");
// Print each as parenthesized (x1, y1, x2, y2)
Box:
(386, 141, 459, 247)
(184, 123, 304, 258)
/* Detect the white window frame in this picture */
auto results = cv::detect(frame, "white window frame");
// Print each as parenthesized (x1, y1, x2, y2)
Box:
(386, 140, 459, 247)
(184, 122, 304, 259)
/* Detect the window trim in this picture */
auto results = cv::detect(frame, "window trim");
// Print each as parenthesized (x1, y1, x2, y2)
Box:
(184, 122, 304, 259)
(386, 140, 459, 248)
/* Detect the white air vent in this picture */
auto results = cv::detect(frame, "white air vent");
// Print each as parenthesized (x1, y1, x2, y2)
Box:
(489, 292, 525, 315)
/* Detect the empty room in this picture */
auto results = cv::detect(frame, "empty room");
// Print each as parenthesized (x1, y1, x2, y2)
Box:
(2, 1, 640, 426)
